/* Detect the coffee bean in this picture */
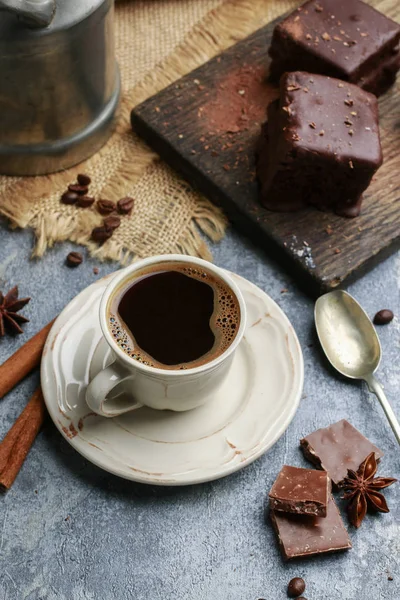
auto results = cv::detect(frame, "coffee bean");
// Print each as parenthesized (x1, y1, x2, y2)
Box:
(77, 196, 95, 208)
(103, 215, 121, 230)
(77, 173, 91, 186)
(97, 199, 116, 215)
(66, 251, 83, 267)
(61, 191, 78, 205)
(373, 309, 394, 325)
(91, 225, 113, 244)
(68, 183, 89, 196)
(117, 197, 134, 215)
(288, 577, 305, 597)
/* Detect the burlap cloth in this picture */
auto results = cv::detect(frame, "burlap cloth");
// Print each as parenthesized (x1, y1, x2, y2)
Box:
(0, 0, 298, 263)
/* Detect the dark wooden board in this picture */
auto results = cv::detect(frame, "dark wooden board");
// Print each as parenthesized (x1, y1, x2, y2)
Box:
(131, 12, 400, 296)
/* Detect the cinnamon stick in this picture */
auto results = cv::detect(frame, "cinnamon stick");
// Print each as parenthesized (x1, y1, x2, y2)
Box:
(0, 387, 46, 491)
(0, 319, 55, 399)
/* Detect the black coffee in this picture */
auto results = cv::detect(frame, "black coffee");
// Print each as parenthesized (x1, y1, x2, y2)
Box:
(108, 261, 241, 369)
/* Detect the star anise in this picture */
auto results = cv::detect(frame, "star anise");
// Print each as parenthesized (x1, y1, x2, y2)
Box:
(0, 286, 31, 336)
(341, 452, 397, 528)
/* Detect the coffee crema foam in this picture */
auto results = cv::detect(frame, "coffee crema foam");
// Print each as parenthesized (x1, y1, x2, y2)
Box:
(107, 262, 241, 370)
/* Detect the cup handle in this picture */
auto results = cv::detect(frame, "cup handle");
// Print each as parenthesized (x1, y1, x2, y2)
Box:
(86, 362, 142, 418)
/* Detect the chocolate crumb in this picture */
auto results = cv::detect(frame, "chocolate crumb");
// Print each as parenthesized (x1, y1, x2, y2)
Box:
(315, 3, 323, 12)
(344, 99, 354, 106)
(325, 225, 333, 235)
(93, 267, 99, 275)
(309, 122, 316, 129)
(319, 130, 325, 136)
(334, 248, 341, 254)
(322, 32, 331, 41)
(306, 33, 312, 40)
(281, 288, 288, 294)
(338, 83, 344, 88)
(223, 164, 231, 171)
(287, 85, 301, 91)
(388, 576, 394, 581)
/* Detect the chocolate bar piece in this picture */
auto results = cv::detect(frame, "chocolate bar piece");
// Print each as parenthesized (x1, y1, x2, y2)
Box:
(269, 0, 400, 96)
(300, 419, 383, 487)
(256, 71, 382, 217)
(270, 494, 352, 560)
(269, 465, 330, 517)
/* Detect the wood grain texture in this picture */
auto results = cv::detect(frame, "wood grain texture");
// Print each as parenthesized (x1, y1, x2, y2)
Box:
(131, 0, 400, 296)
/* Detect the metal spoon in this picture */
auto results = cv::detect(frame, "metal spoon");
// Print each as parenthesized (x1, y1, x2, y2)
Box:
(315, 290, 400, 445)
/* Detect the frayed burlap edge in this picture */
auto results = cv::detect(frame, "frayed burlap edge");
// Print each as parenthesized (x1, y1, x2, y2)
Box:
(0, 0, 295, 263)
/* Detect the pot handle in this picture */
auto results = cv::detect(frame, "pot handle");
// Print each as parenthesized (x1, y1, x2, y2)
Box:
(0, 0, 56, 28)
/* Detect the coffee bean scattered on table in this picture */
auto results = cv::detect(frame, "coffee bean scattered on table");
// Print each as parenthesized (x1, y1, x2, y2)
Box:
(91, 225, 113, 244)
(77, 173, 91, 186)
(61, 191, 79, 205)
(68, 183, 89, 196)
(117, 197, 134, 215)
(373, 309, 394, 325)
(77, 196, 95, 208)
(66, 251, 83, 267)
(288, 577, 306, 597)
(97, 199, 116, 215)
(103, 215, 121, 230)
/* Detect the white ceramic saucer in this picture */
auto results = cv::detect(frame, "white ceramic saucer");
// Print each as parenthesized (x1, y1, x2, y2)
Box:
(41, 270, 303, 485)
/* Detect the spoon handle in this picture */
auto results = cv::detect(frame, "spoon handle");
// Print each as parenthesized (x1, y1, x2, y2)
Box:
(365, 374, 400, 445)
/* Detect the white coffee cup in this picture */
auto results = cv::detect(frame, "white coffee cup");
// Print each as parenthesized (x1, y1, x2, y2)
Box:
(86, 255, 247, 417)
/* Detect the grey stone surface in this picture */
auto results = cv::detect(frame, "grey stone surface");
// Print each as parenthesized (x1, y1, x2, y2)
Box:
(0, 217, 399, 600)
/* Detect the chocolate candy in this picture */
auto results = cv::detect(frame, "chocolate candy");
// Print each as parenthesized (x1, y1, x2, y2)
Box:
(270, 494, 351, 560)
(300, 419, 383, 487)
(269, 0, 400, 97)
(269, 465, 329, 517)
(257, 71, 382, 217)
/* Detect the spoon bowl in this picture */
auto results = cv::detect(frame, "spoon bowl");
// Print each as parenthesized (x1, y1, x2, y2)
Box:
(315, 290, 381, 379)
(315, 290, 399, 445)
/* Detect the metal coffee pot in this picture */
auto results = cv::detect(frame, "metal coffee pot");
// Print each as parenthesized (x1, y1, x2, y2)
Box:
(0, 0, 120, 175)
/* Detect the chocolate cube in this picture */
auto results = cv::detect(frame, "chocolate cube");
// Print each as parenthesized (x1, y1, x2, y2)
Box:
(257, 71, 382, 217)
(269, 465, 330, 517)
(269, 0, 400, 96)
